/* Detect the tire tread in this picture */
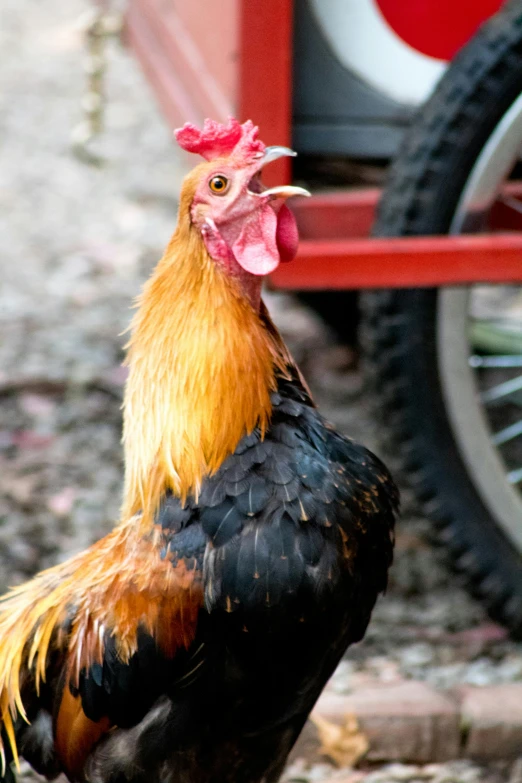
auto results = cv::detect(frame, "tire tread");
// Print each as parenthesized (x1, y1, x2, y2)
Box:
(362, 0, 522, 636)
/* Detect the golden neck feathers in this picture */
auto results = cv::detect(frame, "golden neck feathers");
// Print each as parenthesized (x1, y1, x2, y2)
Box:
(121, 220, 288, 528)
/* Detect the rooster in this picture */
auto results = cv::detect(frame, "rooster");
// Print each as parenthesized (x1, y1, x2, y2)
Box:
(0, 118, 397, 783)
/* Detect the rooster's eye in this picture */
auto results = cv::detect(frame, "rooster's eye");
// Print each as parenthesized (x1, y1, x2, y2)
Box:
(209, 175, 229, 195)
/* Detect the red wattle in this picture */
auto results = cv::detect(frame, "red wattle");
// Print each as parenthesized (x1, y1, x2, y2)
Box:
(276, 204, 299, 262)
(231, 203, 280, 276)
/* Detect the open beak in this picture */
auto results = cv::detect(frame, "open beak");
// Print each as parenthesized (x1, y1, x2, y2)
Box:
(249, 146, 311, 200)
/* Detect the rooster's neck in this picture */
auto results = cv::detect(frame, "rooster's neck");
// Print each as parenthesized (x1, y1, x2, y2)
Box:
(121, 228, 287, 528)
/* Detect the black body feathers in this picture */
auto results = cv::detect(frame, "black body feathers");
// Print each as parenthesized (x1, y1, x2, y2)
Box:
(5, 371, 397, 783)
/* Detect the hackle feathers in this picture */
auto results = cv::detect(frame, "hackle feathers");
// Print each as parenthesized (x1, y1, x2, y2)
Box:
(121, 167, 288, 527)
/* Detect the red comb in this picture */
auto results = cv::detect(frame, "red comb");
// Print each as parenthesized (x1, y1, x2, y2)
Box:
(232, 120, 265, 161)
(174, 118, 265, 162)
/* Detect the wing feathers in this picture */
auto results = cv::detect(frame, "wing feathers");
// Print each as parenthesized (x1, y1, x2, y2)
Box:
(55, 685, 112, 780)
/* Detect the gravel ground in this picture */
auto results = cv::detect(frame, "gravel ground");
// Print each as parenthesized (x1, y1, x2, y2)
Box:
(2, 2, 522, 782)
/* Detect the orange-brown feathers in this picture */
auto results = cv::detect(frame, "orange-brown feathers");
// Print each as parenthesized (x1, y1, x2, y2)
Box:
(122, 166, 288, 527)
(0, 518, 203, 773)
(55, 688, 111, 780)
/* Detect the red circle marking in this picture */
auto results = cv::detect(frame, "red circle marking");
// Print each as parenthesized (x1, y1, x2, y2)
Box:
(375, 0, 505, 61)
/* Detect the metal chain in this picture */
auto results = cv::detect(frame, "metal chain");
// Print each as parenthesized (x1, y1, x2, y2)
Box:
(71, 6, 124, 165)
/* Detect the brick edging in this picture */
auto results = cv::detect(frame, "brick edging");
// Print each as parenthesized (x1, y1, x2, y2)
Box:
(290, 681, 522, 765)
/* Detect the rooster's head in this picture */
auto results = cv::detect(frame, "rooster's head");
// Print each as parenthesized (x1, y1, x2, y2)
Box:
(174, 117, 309, 278)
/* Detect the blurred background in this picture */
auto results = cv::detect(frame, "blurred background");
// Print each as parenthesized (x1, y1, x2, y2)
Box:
(3, 1, 522, 782)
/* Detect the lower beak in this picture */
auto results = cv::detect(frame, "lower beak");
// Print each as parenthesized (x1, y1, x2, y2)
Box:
(261, 184, 311, 200)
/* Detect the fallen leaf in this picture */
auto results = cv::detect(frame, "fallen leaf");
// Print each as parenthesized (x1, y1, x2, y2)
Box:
(311, 712, 369, 768)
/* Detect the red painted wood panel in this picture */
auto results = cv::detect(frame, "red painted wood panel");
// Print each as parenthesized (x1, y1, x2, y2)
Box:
(239, 0, 294, 186)
(126, 0, 294, 183)
(127, 0, 234, 123)
(126, 1, 201, 128)
(270, 234, 522, 289)
(292, 190, 379, 240)
(169, 0, 238, 102)
(289, 185, 522, 241)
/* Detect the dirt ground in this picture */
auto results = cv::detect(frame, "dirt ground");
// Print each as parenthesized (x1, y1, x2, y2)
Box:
(2, 2, 522, 781)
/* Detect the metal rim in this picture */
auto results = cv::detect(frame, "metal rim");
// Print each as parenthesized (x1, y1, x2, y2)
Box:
(437, 91, 522, 554)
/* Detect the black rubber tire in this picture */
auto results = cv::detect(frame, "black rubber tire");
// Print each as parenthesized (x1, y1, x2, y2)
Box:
(361, 0, 522, 636)
(298, 292, 360, 346)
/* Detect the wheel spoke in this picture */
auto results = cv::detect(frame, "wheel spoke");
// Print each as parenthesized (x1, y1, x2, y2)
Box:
(470, 354, 522, 368)
(507, 467, 522, 485)
(481, 374, 522, 404)
(492, 419, 522, 445)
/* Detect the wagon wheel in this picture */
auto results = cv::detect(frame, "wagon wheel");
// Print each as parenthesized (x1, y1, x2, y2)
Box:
(362, 1, 522, 635)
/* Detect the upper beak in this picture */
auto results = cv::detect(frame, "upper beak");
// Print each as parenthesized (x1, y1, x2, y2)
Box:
(252, 146, 311, 200)
(262, 146, 297, 166)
